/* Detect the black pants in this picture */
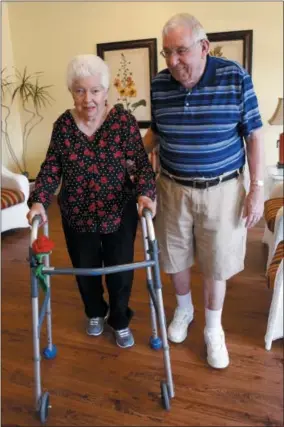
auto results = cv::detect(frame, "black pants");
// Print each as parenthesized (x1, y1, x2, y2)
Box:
(62, 197, 138, 330)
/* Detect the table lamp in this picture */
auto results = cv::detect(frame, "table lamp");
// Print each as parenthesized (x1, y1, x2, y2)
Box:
(268, 97, 283, 168)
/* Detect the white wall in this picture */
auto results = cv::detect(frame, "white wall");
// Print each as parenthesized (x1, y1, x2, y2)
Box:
(3, 1, 283, 177)
(1, 2, 23, 174)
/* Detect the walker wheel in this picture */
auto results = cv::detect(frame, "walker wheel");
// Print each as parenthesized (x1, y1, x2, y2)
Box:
(43, 344, 57, 359)
(160, 381, 170, 411)
(39, 391, 50, 424)
(149, 336, 162, 350)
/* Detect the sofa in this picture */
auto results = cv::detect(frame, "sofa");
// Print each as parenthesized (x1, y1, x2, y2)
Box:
(263, 182, 283, 351)
(1, 166, 30, 233)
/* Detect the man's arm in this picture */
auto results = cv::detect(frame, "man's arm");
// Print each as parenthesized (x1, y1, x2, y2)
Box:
(245, 127, 265, 184)
(143, 128, 160, 154)
(243, 127, 265, 228)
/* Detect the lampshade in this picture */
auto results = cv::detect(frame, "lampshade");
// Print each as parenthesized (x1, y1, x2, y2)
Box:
(268, 97, 283, 126)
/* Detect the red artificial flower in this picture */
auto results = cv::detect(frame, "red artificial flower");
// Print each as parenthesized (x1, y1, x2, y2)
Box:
(32, 236, 55, 255)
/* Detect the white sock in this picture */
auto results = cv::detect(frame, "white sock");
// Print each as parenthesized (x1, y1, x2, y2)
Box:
(205, 308, 223, 330)
(176, 292, 194, 313)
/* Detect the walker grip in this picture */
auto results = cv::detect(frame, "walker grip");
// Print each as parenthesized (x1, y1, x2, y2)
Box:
(142, 208, 152, 218)
(141, 208, 155, 241)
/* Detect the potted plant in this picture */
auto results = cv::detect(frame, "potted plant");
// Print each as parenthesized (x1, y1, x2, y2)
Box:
(1, 67, 54, 180)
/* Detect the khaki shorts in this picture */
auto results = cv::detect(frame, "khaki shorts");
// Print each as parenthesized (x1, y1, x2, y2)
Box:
(155, 173, 247, 280)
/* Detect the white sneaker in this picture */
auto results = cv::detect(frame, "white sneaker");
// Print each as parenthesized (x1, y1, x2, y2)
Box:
(204, 328, 230, 369)
(168, 307, 194, 343)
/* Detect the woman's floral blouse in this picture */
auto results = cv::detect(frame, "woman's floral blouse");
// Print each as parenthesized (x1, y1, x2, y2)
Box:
(29, 105, 156, 233)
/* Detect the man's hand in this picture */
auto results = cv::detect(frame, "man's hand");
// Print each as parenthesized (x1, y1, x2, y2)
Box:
(137, 196, 157, 218)
(242, 185, 264, 228)
(27, 203, 47, 226)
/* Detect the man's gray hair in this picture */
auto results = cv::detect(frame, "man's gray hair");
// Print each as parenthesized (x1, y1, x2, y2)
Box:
(66, 54, 110, 90)
(163, 13, 208, 42)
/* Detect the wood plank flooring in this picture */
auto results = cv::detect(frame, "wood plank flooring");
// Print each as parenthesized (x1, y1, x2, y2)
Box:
(1, 200, 283, 426)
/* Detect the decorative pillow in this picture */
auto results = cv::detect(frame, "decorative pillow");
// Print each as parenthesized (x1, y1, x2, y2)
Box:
(264, 198, 284, 233)
(267, 240, 284, 289)
(1, 188, 25, 210)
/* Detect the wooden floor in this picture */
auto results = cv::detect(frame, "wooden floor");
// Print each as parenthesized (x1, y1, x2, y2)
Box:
(1, 200, 283, 426)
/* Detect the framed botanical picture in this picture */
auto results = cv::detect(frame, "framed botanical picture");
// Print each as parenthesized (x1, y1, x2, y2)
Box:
(97, 38, 157, 128)
(207, 30, 253, 74)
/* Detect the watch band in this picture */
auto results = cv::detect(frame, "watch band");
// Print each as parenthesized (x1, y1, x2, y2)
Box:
(251, 179, 264, 187)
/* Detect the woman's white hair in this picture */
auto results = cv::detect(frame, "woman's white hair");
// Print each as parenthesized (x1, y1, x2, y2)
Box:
(66, 54, 110, 90)
(163, 13, 208, 42)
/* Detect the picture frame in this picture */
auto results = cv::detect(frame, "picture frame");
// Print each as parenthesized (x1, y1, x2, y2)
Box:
(207, 30, 253, 74)
(97, 38, 157, 128)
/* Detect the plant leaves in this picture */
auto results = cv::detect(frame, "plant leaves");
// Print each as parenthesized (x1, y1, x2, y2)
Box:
(131, 99, 146, 109)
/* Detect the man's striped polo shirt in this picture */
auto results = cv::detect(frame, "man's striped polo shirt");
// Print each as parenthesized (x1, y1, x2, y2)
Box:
(150, 55, 263, 178)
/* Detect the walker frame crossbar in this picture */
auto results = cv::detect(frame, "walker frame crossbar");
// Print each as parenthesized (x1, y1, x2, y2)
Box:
(29, 209, 174, 423)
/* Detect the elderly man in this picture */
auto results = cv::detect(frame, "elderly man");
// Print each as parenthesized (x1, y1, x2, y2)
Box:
(144, 13, 264, 369)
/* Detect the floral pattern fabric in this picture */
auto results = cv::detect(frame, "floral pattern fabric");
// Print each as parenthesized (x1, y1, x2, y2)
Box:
(29, 105, 156, 233)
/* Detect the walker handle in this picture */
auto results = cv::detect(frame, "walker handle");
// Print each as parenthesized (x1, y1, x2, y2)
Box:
(142, 208, 155, 241)
(30, 215, 42, 246)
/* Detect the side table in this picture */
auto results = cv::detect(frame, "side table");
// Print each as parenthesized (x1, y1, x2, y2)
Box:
(264, 165, 284, 200)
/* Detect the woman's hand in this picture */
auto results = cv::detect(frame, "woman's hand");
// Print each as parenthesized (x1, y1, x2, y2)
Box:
(27, 203, 47, 226)
(137, 196, 157, 218)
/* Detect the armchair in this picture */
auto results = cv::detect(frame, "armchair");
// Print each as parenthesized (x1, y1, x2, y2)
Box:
(1, 166, 30, 232)
(263, 183, 283, 350)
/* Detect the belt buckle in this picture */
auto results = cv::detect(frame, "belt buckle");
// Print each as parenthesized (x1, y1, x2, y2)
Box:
(193, 180, 197, 189)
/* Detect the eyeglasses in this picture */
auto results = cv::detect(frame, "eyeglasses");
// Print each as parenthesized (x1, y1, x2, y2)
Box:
(72, 87, 104, 99)
(160, 40, 202, 58)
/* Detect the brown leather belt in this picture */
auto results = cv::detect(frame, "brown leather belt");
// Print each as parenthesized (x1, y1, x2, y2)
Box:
(161, 167, 244, 189)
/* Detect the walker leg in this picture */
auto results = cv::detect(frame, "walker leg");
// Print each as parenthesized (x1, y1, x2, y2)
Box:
(148, 290, 162, 350)
(151, 240, 175, 400)
(155, 288, 175, 399)
(141, 216, 162, 350)
(31, 274, 42, 410)
(42, 223, 57, 360)
(42, 294, 57, 359)
(30, 219, 52, 423)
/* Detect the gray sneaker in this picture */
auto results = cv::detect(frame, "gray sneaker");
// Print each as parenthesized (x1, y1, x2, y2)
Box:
(86, 311, 109, 336)
(114, 328, 135, 348)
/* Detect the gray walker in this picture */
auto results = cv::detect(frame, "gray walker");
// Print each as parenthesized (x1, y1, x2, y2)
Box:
(29, 209, 174, 423)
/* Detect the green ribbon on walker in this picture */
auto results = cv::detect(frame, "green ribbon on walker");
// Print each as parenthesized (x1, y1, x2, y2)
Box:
(34, 253, 50, 293)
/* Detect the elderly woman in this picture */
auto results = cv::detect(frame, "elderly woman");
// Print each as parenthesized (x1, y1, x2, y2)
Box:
(27, 54, 156, 349)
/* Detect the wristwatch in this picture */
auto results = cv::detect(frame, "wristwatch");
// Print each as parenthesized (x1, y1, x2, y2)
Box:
(251, 179, 264, 187)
